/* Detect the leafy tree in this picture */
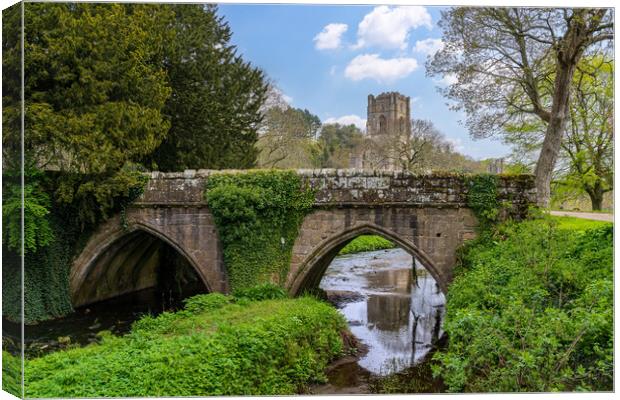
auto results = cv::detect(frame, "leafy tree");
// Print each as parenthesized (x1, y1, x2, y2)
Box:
(428, 7, 613, 206)
(3, 3, 174, 227)
(503, 56, 613, 211)
(147, 4, 268, 171)
(257, 105, 321, 168)
(317, 123, 364, 168)
(560, 57, 613, 210)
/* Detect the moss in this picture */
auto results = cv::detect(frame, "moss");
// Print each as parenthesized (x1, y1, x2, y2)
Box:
(204, 170, 314, 290)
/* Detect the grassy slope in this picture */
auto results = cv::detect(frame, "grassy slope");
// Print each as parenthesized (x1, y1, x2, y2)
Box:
(436, 218, 613, 392)
(339, 235, 396, 255)
(25, 294, 347, 397)
(550, 215, 612, 231)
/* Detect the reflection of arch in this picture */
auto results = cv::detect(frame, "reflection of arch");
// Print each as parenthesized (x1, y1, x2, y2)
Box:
(71, 219, 212, 307)
(379, 115, 387, 133)
(289, 223, 446, 296)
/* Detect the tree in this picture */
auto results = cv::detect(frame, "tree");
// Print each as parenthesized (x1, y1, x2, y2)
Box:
(5, 3, 175, 226)
(503, 56, 613, 211)
(256, 106, 321, 168)
(560, 57, 613, 210)
(146, 4, 268, 171)
(317, 123, 364, 168)
(398, 119, 443, 172)
(428, 7, 613, 206)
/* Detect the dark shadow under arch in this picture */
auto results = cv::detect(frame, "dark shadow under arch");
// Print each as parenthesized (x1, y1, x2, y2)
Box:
(290, 223, 446, 296)
(72, 224, 210, 308)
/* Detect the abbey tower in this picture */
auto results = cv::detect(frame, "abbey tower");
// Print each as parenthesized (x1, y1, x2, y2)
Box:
(358, 92, 411, 170)
(366, 92, 411, 138)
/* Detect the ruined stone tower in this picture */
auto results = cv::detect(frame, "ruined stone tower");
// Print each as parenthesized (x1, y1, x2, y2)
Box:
(361, 92, 411, 169)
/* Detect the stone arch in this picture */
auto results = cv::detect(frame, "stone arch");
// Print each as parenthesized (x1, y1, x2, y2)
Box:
(288, 222, 447, 296)
(70, 208, 228, 307)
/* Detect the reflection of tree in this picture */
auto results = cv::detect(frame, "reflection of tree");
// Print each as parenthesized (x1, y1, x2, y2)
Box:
(365, 269, 411, 294)
(367, 294, 410, 331)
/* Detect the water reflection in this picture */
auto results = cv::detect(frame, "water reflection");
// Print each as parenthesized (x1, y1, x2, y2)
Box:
(320, 248, 446, 375)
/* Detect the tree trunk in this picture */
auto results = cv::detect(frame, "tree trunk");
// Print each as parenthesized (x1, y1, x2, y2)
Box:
(586, 184, 604, 211)
(534, 63, 576, 207)
(534, 11, 591, 207)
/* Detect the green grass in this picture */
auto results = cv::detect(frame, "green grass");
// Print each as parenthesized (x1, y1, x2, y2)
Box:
(550, 215, 612, 231)
(25, 290, 347, 397)
(435, 219, 613, 392)
(338, 235, 396, 255)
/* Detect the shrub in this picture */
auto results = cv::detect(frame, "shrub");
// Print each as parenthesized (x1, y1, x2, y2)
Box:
(233, 283, 288, 302)
(25, 294, 347, 397)
(434, 218, 613, 392)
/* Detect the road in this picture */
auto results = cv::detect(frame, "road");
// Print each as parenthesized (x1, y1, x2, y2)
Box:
(549, 210, 614, 222)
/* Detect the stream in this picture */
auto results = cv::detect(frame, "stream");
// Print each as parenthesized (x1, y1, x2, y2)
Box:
(313, 247, 446, 394)
(3, 247, 447, 394)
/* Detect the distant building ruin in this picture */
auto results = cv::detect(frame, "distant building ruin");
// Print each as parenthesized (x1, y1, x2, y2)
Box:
(351, 92, 412, 170)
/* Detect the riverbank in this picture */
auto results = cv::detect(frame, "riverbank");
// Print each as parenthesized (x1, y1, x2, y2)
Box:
(338, 235, 396, 255)
(434, 216, 613, 392)
(22, 288, 350, 397)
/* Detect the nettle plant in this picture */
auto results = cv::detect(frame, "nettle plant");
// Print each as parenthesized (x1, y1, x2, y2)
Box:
(204, 170, 315, 290)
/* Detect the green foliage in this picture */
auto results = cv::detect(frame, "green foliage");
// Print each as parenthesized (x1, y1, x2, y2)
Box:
(2, 170, 148, 323)
(233, 283, 288, 302)
(0, 3, 172, 228)
(338, 235, 396, 255)
(2, 169, 54, 254)
(2, 350, 21, 397)
(465, 174, 499, 229)
(25, 295, 347, 397)
(204, 170, 315, 289)
(316, 123, 364, 168)
(147, 4, 268, 171)
(434, 219, 613, 392)
(257, 106, 322, 168)
(550, 216, 611, 232)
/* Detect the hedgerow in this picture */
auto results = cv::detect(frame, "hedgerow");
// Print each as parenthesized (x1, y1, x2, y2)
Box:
(434, 218, 613, 392)
(204, 170, 315, 290)
(24, 292, 348, 397)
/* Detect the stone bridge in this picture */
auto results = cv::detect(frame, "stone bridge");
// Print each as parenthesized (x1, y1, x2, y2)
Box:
(70, 170, 536, 307)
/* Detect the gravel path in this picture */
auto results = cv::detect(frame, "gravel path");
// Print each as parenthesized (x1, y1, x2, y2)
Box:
(549, 211, 613, 222)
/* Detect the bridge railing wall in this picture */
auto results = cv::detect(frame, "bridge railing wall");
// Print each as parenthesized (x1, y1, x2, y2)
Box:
(136, 169, 536, 218)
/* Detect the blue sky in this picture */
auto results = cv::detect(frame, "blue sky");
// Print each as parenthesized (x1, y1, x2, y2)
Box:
(218, 4, 510, 160)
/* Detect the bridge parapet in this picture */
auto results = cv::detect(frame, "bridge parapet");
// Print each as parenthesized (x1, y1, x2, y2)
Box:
(137, 169, 536, 214)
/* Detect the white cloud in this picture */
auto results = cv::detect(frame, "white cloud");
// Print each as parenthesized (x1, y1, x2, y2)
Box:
(324, 115, 367, 131)
(435, 73, 458, 86)
(413, 38, 444, 56)
(344, 54, 419, 83)
(314, 23, 348, 50)
(354, 6, 432, 50)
